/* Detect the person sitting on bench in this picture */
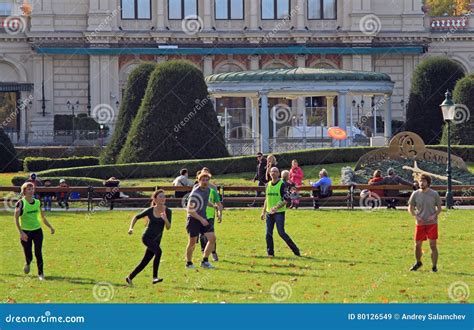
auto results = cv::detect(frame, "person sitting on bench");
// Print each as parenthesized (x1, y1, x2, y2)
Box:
(310, 169, 332, 210)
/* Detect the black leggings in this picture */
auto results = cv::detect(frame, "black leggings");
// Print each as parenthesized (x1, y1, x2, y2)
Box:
(20, 228, 44, 275)
(129, 237, 162, 279)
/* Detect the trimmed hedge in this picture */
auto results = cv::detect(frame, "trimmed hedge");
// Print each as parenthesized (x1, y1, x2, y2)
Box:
(0, 127, 20, 172)
(15, 146, 102, 159)
(23, 156, 100, 172)
(11, 176, 105, 187)
(35, 146, 473, 180)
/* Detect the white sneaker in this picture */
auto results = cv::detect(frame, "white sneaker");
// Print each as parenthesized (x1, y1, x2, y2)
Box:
(201, 261, 215, 269)
(38, 274, 45, 281)
(23, 264, 30, 274)
(186, 263, 196, 269)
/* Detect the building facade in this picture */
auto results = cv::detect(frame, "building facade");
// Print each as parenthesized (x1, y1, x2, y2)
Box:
(0, 0, 473, 149)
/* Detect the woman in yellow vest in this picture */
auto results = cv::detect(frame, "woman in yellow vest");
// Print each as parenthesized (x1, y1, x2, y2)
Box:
(260, 167, 300, 257)
(14, 182, 55, 280)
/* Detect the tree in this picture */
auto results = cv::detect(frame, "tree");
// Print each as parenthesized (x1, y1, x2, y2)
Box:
(426, 0, 470, 16)
(440, 74, 474, 145)
(100, 62, 156, 164)
(0, 128, 20, 172)
(405, 56, 464, 144)
(118, 60, 228, 163)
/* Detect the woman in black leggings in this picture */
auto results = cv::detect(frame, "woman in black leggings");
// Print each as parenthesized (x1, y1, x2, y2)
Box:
(126, 189, 171, 285)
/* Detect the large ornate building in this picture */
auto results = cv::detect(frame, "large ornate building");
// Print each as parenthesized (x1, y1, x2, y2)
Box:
(0, 0, 472, 150)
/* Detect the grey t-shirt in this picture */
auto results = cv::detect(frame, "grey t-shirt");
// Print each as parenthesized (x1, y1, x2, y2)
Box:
(187, 185, 210, 219)
(408, 188, 442, 225)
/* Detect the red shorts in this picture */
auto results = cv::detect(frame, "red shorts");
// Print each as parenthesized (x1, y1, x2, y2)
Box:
(415, 224, 438, 241)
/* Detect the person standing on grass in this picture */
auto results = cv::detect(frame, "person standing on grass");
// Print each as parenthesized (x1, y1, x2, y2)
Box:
(408, 174, 442, 273)
(261, 167, 300, 257)
(14, 182, 55, 281)
(199, 168, 223, 262)
(185, 172, 215, 269)
(265, 154, 278, 183)
(249, 152, 267, 207)
(126, 189, 172, 286)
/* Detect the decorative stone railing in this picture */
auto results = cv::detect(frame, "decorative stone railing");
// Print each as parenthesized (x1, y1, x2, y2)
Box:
(430, 16, 470, 30)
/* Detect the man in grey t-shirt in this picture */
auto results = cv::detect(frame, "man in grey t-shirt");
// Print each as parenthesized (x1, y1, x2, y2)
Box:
(407, 174, 442, 272)
(185, 172, 215, 269)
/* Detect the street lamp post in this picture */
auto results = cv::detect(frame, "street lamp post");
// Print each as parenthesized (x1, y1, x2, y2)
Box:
(440, 90, 456, 209)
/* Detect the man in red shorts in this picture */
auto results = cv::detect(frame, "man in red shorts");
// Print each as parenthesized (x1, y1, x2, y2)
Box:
(407, 174, 442, 272)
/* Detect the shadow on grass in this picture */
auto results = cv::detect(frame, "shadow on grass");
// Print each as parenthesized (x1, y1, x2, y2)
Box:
(216, 267, 319, 278)
(172, 286, 260, 296)
(1, 273, 128, 287)
(219, 259, 319, 271)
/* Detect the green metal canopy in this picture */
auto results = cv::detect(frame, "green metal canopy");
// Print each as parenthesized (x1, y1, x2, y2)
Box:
(205, 67, 392, 83)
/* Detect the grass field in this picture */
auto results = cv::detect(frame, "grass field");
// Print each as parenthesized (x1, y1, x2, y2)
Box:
(1, 208, 472, 304)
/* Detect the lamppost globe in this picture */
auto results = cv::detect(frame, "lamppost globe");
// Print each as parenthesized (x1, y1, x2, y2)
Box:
(440, 90, 455, 122)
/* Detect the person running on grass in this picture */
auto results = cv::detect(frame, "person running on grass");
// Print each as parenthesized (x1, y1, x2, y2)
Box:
(407, 174, 442, 272)
(14, 182, 55, 281)
(185, 171, 215, 269)
(126, 189, 172, 286)
(199, 168, 223, 262)
(261, 167, 300, 257)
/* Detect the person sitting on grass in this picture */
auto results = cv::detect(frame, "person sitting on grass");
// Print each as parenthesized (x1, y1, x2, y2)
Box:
(407, 174, 442, 273)
(310, 169, 332, 210)
(57, 179, 70, 210)
(370, 168, 414, 209)
(40, 179, 54, 212)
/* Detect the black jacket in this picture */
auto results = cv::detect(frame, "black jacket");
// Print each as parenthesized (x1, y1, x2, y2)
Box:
(254, 158, 267, 182)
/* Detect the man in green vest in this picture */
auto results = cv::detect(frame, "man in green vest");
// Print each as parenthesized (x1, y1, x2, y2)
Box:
(261, 167, 300, 257)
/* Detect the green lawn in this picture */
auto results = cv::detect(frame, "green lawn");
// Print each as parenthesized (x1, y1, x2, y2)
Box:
(1, 209, 472, 303)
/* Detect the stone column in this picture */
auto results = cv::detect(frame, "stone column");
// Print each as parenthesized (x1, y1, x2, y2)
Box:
(249, 56, 260, 70)
(384, 94, 392, 144)
(203, 0, 212, 30)
(250, 0, 258, 30)
(251, 97, 260, 151)
(260, 92, 270, 153)
(203, 56, 213, 76)
(296, 0, 305, 30)
(326, 96, 335, 127)
(337, 92, 348, 147)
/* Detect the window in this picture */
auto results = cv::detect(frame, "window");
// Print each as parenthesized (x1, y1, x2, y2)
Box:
(308, 0, 336, 19)
(169, 0, 198, 19)
(215, 0, 244, 20)
(261, 0, 290, 20)
(121, 0, 151, 19)
(0, 2, 13, 16)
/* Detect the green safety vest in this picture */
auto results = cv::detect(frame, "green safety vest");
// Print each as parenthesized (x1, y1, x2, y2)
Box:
(266, 180, 286, 213)
(20, 198, 42, 231)
(206, 187, 220, 219)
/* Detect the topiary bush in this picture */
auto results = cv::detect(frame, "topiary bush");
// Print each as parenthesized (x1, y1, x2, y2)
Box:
(23, 156, 99, 172)
(406, 56, 465, 144)
(0, 127, 20, 172)
(100, 62, 156, 164)
(35, 146, 473, 180)
(15, 146, 102, 159)
(118, 60, 228, 163)
(440, 74, 474, 145)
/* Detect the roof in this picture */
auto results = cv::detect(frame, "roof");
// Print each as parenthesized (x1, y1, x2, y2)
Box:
(206, 67, 392, 83)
